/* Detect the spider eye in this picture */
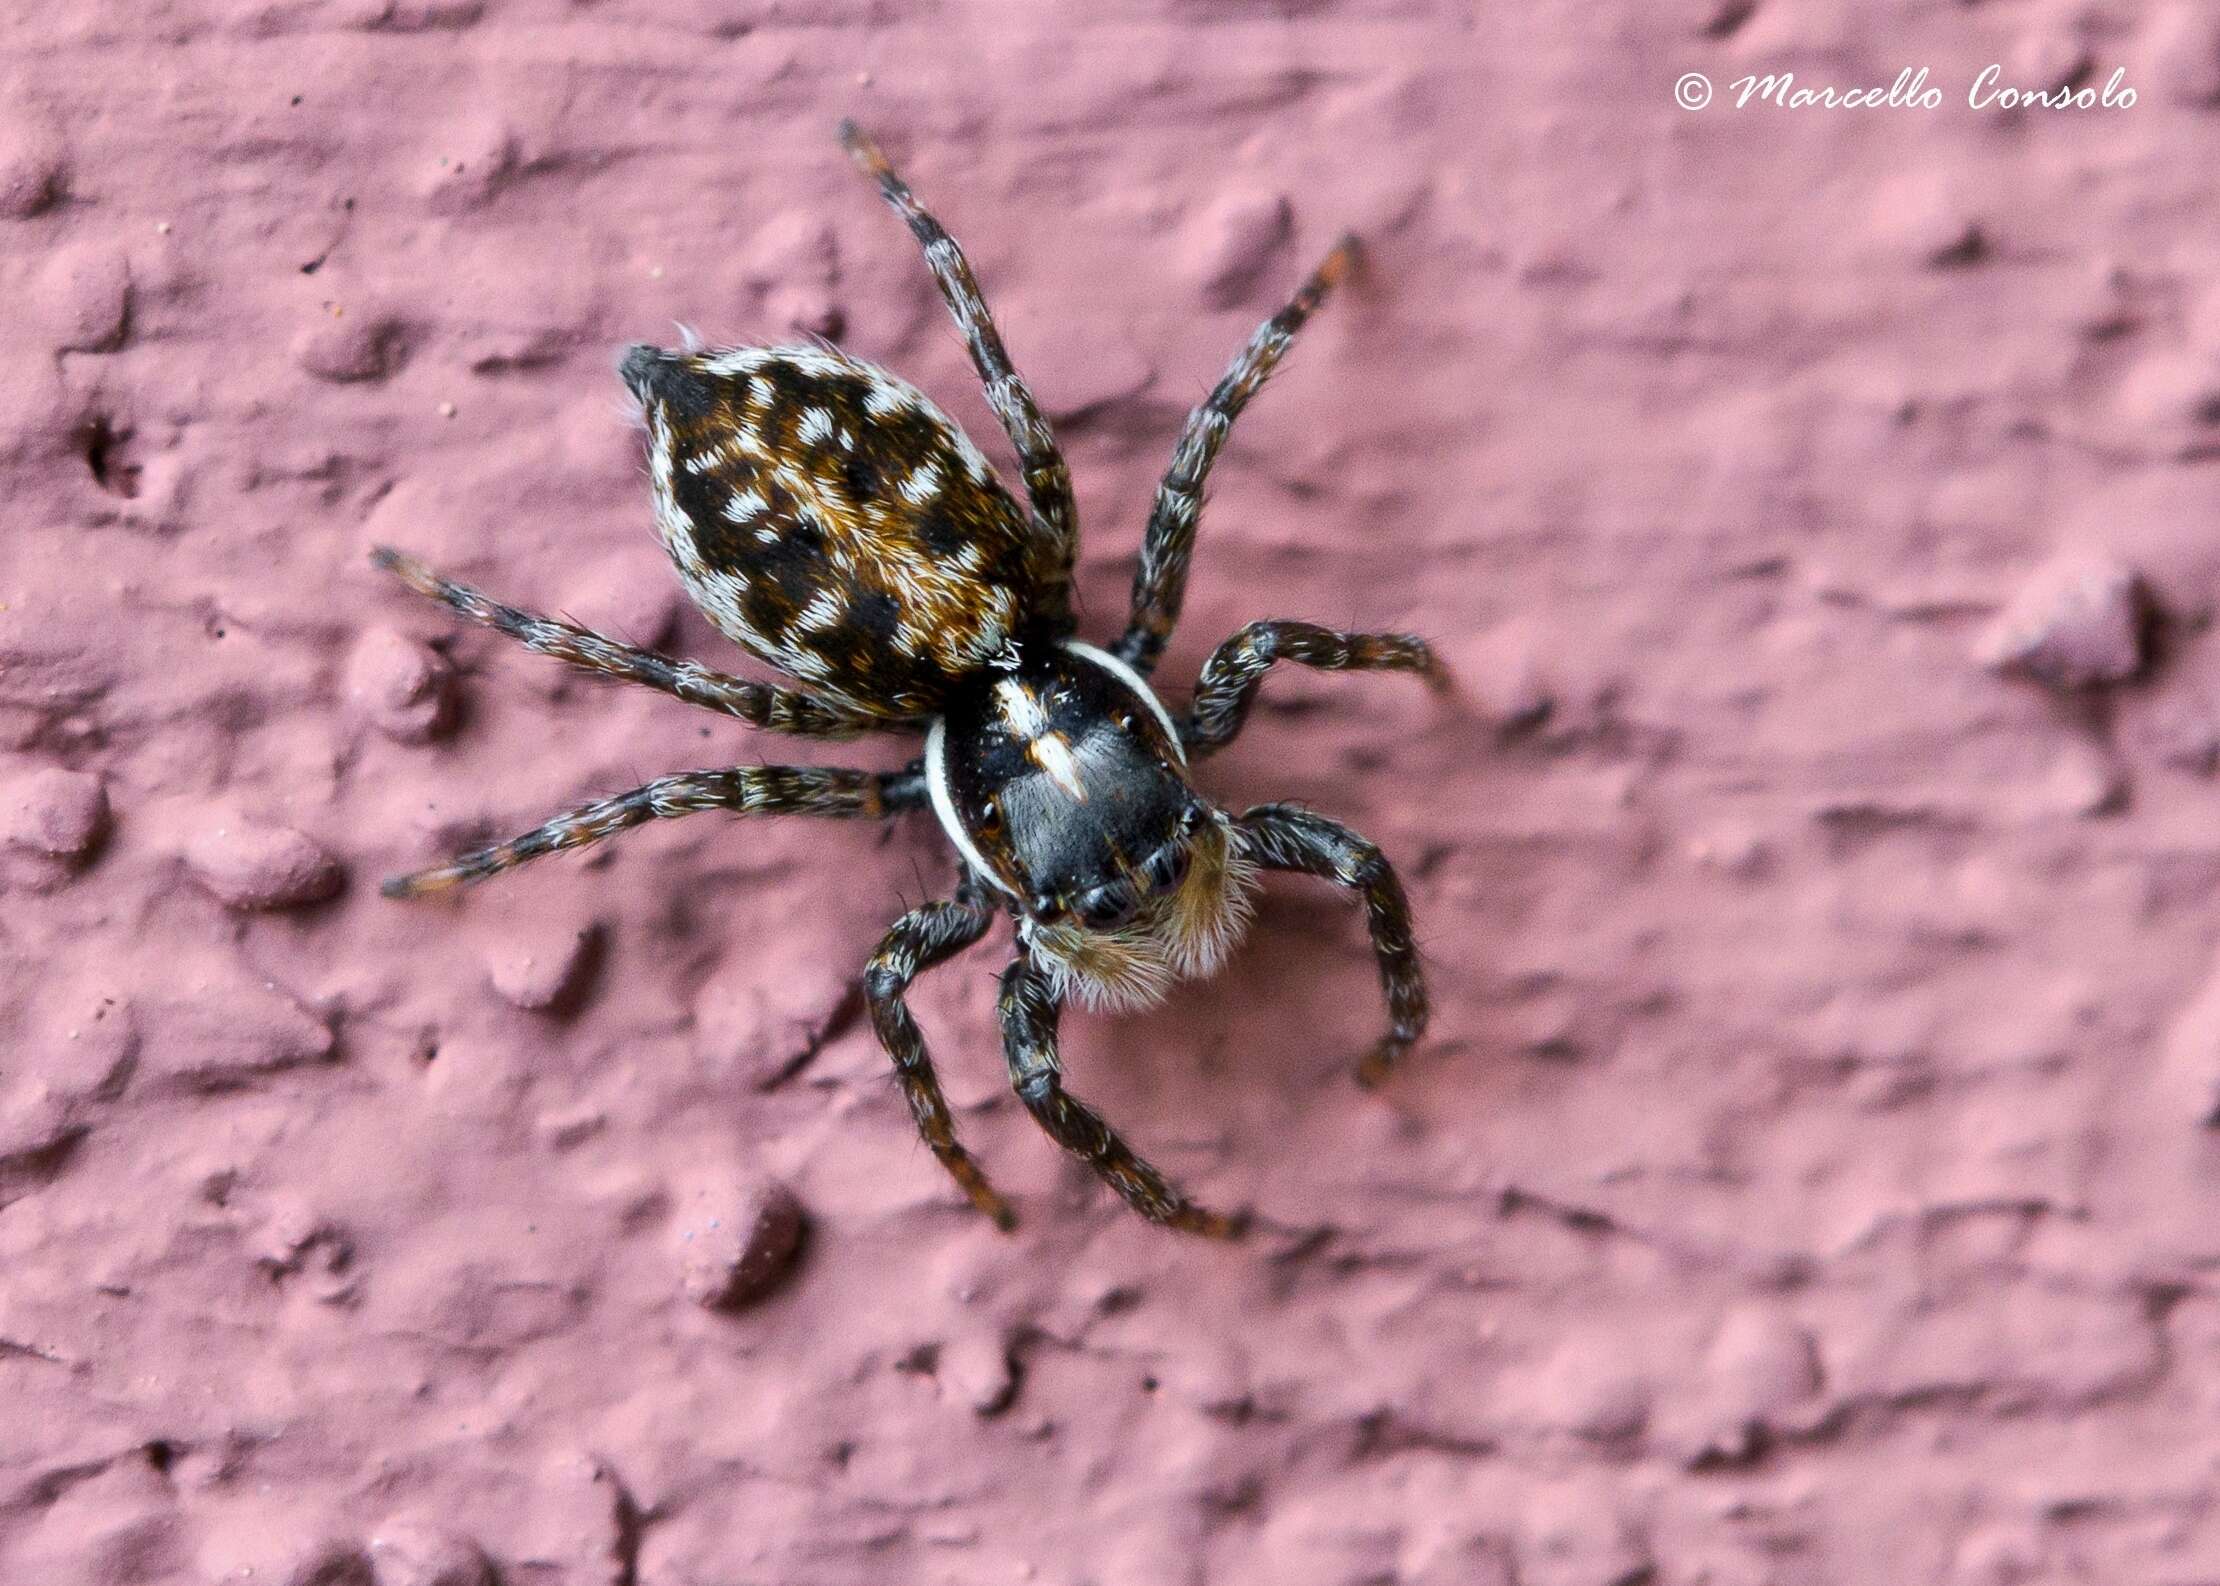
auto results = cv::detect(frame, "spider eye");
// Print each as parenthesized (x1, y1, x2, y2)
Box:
(1144, 845, 1191, 891)
(1074, 883, 1139, 931)
(974, 800, 1002, 835)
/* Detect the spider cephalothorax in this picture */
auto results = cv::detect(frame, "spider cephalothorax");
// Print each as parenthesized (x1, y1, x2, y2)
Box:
(927, 641, 1261, 1012)
(373, 122, 1446, 1237)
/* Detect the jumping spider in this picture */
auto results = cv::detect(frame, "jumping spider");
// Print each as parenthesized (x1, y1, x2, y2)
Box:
(374, 122, 1446, 1236)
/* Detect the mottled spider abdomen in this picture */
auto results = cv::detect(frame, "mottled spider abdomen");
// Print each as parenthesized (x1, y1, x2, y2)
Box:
(622, 343, 1055, 720)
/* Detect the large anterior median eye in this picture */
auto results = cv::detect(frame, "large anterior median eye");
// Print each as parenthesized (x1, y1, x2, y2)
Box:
(1075, 882, 1140, 931)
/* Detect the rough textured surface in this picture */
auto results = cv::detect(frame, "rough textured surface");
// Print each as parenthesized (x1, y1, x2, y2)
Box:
(4, 5, 2220, 1583)
(1978, 554, 2151, 690)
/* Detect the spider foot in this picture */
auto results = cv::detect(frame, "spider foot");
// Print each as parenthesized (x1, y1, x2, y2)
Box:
(967, 1180, 1019, 1234)
(1354, 1037, 1408, 1090)
(837, 119, 895, 182)
(381, 866, 466, 899)
(368, 544, 445, 601)
(1168, 1203, 1250, 1240)
(1314, 231, 1362, 293)
(936, 1144, 1017, 1232)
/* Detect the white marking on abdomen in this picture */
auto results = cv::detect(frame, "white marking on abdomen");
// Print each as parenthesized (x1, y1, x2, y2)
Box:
(797, 590, 847, 632)
(899, 463, 943, 505)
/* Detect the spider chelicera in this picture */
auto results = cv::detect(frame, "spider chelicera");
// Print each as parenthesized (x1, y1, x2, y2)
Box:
(373, 122, 1446, 1236)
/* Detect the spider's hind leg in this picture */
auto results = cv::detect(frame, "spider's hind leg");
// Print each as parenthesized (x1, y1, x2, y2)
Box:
(383, 765, 895, 897)
(371, 548, 871, 738)
(1116, 235, 1359, 675)
(1185, 619, 1447, 757)
(1235, 803, 1427, 1087)
(864, 880, 1015, 1230)
(998, 954, 1245, 1238)
(838, 122, 1079, 625)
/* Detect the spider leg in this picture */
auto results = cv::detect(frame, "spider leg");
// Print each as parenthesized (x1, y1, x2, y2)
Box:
(876, 758, 929, 812)
(997, 952, 1245, 1237)
(1235, 803, 1426, 1087)
(837, 122, 1078, 625)
(371, 547, 874, 738)
(1115, 235, 1360, 675)
(383, 765, 895, 897)
(863, 879, 1015, 1230)
(1185, 619, 1447, 757)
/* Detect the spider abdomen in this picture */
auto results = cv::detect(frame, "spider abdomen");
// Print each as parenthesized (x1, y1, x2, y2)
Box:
(624, 343, 1059, 720)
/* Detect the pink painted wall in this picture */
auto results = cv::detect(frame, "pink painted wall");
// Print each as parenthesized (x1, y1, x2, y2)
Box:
(7, 3, 2220, 1582)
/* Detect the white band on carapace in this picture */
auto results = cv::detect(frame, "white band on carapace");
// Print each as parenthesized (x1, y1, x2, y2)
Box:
(925, 716, 1023, 899)
(1060, 640, 1186, 765)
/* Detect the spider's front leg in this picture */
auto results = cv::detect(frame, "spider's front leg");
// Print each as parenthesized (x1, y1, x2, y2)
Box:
(1236, 804, 1427, 1088)
(997, 954, 1245, 1238)
(383, 765, 909, 896)
(1115, 235, 1359, 675)
(864, 878, 1015, 1230)
(1185, 619, 1447, 757)
(838, 122, 1079, 626)
(371, 548, 873, 738)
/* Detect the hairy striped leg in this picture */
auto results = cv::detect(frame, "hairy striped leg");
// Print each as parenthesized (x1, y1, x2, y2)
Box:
(1115, 236, 1360, 674)
(371, 547, 872, 737)
(1236, 804, 1426, 1088)
(838, 121, 1079, 624)
(864, 880, 1014, 1229)
(1185, 620, 1447, 757)
(998, 954, 1244, 1237)
(383, 766, 901, 896)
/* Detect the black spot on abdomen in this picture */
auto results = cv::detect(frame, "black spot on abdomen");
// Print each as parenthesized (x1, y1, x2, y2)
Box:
(672, 466, 734, 542)
(851, 589, 900, 641)
(758, 517, 829, 604)
(916, 505, 968, 558)
(742, 578, 797, 643)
